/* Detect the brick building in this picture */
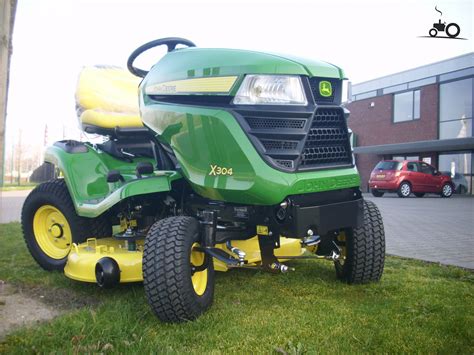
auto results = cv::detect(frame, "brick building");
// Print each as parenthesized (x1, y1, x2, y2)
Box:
(347, 53, 474, 195)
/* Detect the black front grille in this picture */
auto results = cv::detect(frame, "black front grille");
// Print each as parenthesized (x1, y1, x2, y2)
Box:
(300, 108, 352, 168)
(305, 127, 348, 147)
(234, 106, 352, 171)
(308, 77, 342, 105)
(245, 117, 306, 130)
(311, 108, 344, 126)
(275, 159, 294, 169)
(261, 140, 298, 151)
(301, 146, 350, 165)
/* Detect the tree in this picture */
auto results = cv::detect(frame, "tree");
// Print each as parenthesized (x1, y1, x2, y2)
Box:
(0, 0, 18, 186)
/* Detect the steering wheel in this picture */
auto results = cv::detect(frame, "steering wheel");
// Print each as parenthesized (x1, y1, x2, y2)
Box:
(127, 37, 196, 78)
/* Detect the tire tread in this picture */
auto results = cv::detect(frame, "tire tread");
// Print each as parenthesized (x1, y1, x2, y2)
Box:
(143, 216, 214, 322)
(342, 200, 386, 284)
(21, 179, 90, 270)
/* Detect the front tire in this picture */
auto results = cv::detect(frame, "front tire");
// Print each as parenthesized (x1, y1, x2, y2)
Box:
(21, 179, 90, 270)
(143, 216, 215, 322)
(397, 182, 411, 198)
(441, 183, 453, 198)
(335, 200, 385, 284)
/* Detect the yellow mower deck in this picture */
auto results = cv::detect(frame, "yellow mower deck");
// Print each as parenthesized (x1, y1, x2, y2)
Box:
(64, 238, 144, 283)
(64, 236, 305, 283)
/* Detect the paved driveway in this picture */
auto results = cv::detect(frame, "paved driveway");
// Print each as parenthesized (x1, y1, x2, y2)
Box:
(0, 190, 32, 224)
(365, 194, 474, 269)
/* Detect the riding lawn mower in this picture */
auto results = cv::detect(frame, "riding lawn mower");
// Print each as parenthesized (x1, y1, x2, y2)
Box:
(21, 38, 385, 322)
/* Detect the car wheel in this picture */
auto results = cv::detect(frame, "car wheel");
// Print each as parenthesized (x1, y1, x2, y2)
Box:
(441, 183, 453, 198)
(397, 182, 411, 198)
(414, 192, 425, 198)
(143, 216, 215, 322)
(371, 189, 384, 197)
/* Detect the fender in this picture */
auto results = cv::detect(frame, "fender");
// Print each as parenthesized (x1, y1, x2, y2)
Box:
(44, 143, 181, 218)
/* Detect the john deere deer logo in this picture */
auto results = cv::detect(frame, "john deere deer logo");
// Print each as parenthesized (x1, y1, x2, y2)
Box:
(319, 81, 332, 97)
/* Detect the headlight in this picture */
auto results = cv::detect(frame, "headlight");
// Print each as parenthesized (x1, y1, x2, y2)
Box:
(233, 75, 307, 105)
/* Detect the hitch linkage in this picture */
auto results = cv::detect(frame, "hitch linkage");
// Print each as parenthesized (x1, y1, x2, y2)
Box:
(198, 210, 247, 268)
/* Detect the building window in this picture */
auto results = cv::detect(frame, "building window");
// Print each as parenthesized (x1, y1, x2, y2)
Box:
(393, 90, 420, 122)
(439, 119, 472, 140)
(439, 153, 472, 194)
(439, 78, 473, 139)
(392, 155, 419, 161)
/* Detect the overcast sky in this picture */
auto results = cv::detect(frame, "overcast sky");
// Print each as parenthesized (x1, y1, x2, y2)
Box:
(5, 0, 473, 149)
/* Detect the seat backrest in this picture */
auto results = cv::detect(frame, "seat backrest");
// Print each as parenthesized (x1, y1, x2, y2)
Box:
(76, 65, 141, 113)
(76, 66, 143, 133)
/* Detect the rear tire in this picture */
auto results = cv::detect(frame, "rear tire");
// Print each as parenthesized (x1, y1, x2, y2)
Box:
(143, 216, 215, 322)
(441, 183, 453, 198)
(21, 179, 90, 270)
(335, 200, 385, 284)
(414, 192, 425, 198)
(371, 189, 384, 197)
(446, 23, 460, 38)
(397, 182, 411, 198)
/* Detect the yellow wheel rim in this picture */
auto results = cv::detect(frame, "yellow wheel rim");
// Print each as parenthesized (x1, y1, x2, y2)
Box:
(33, 205, 73, 259)
(190, 242, 208, 296)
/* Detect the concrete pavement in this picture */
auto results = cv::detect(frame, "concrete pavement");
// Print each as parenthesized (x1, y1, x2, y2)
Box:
(0, 190, 31, 223)
(365, 193, 474, 269)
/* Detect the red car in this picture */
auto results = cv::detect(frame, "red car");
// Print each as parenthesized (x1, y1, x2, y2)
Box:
(368, 160, 454, 198)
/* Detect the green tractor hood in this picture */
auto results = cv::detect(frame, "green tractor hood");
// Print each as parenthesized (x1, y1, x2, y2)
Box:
(139, 47, 358, 206)
(142, 48, 344, 92)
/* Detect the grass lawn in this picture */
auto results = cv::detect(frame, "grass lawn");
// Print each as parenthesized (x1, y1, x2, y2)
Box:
(0, 222, 473, 353)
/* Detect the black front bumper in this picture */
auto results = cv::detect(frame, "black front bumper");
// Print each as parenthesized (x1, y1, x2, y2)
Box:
(189, 187, 364, 241)
(286, 198, 364, 237)
(264, 187, 364, 238)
